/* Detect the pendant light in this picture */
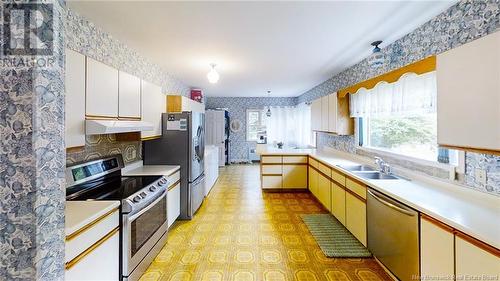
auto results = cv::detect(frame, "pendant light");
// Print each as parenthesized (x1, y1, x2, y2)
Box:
(367, 40, 385, 68)
(207, 63, 219, 83)
(266, 90, 272, 117)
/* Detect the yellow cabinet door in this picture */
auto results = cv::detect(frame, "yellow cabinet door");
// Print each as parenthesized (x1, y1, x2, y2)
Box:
(331, 182, 346, 226)
(282, 165, 307, 189)
(308, 166, 318, 197)
(345, 193, 367, 246)
(318, 174, 331, 212)
(262, 176, 282, 189)
(420, 217, 454, 279)
(455, 235, 500, 277)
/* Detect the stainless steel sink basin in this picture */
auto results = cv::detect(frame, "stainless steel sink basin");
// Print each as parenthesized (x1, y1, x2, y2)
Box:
(337, 164, 375, 171)
(353, 171, 399, 180)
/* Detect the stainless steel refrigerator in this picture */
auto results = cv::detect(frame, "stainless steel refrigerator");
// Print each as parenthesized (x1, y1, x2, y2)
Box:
(143, 111, 205, 219)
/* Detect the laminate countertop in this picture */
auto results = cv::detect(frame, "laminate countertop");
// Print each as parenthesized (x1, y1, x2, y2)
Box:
(122, 161, 180, 177)
(260, 147, 500, 249)
(65, 201, 120, 237)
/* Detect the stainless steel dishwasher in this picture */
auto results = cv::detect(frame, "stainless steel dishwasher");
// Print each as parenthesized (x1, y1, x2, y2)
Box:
(367, 188, 419, 281)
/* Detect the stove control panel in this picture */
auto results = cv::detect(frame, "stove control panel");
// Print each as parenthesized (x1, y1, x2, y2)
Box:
(122, 176, 169, 214)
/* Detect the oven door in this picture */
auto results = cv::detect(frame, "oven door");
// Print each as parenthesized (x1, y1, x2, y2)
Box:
(122, 191, 168, 277)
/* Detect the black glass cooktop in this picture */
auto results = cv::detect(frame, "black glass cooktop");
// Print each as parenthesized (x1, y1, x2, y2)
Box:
(66, 172, 161, 201)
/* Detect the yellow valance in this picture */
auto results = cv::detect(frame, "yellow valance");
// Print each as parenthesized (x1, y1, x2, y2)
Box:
(338, 56, 436, 98)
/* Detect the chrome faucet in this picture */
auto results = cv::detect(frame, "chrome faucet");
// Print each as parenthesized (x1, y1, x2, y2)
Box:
(375, 157, 392, 174)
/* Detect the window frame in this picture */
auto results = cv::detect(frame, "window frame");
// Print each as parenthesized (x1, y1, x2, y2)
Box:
(246, 109, 264, 142)
(355, 117, 464, 173)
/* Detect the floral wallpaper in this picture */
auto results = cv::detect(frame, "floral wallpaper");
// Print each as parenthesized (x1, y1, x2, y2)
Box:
(205, 97, 297, 162)
(298, 0, 500, 196)
(0, 0, 66, 280)
(64, 8, 191, 165)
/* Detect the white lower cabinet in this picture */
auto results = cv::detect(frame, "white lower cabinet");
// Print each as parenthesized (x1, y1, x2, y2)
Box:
(65, 230, 119, 281)
(262, 175, 282, 189)
(167, 171, 181, 228)
(420, 216, 454, 279)
(455, 235, 500, 278)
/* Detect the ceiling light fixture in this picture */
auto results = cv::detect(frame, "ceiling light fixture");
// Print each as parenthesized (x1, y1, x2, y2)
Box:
(266, 90, 272, 117)
(367, 40, 385, 69)
(207, 63, 220, 84)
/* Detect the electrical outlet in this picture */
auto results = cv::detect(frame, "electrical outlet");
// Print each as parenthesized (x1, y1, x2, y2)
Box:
(474, 168, 487, 185)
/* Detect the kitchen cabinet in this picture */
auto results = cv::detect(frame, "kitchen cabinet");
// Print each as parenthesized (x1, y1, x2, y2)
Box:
(310, 93, 353, 135)
(66, 230, 119, 281)
(204, 145, 219, 195)
(141, 80, 165, 140)
(420, 215, 454, 279)
(345, 178, 367, 246)
(118, 71, 141, 119)
(321, 96, 329, 131)
(65, 48, 86, 149)
(167, 95, 205, 113)
(437, 30, 500, 154)
(345, 192, 367, 246)
(328, 92, 354, 135)
(308, 165, 318, 196)
(283, 165, 307, 189)
(455, 234, 500, 277)
(86, 57, 119, 118)
(167, 170, 181, 228)
(261, 156, 283, 189)
(331, 181, 346, 225)
(311, 98, 322, 131)
(65, 207, 119, 281)
(318, 172, 331, 212)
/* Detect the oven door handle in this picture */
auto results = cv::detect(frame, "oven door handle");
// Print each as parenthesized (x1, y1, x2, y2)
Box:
(127, 189, 167, 222)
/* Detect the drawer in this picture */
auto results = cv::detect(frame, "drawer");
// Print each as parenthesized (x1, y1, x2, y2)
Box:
(346, 178, 366, 199)
(262, 175, 282, 189)
(168, 170, 180, 185)
(262, 165, 282, 175)
(309, 157, 319, 169)
(331, 169, 346, 186)
(66, 209, 119, 263)
(318, 162, 331, 177)
(282, 156, 307, 164)
(261, 156, 282, 164)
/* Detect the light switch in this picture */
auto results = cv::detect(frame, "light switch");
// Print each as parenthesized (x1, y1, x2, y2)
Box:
(474, 168, 487, 185)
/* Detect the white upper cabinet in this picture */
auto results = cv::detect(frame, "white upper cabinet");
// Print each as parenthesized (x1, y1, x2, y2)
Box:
(328, 93, 338, 132)
(86, 58, 119, 118)
(141, 80, 165, 139)
(118, 71, 141, 119)
(321, 96, 329, 131)
(311, 98, 322, 131)
(65, 49, 86, 148)
(310, 92, 353, 135)
(437, 30, 500, 153)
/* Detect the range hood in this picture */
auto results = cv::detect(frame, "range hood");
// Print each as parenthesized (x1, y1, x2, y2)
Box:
(86, 120, 154, 135)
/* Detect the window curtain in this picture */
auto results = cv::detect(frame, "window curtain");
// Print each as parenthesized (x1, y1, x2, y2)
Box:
(349, 71, 437, 117)
(265, 103, 311, 148)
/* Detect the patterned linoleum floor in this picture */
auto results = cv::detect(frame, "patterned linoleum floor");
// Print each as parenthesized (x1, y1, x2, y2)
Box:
(140, 164, 391, 281)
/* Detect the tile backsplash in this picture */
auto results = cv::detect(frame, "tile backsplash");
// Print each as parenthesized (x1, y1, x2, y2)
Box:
(66, 134, 141, 165)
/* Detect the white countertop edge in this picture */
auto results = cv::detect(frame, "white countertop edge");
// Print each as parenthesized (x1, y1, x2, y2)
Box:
(260, 147, 500, 249)
(65, 200, 120, 237)
(122, 161, 180, 177)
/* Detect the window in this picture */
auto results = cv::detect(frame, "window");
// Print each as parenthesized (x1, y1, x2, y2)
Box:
(246, 109, 266, 141)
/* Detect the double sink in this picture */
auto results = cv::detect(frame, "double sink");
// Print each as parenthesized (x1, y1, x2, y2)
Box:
(337, 164, 399, 180)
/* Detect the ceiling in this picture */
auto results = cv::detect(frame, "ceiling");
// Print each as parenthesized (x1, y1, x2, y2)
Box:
(68, 1, 456, 97)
